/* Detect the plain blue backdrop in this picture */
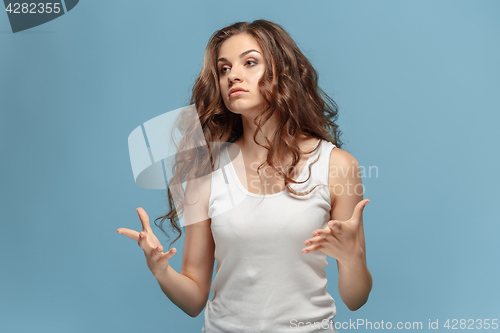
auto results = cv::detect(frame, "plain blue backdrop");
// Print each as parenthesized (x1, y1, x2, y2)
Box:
(1, 0, 499, 332)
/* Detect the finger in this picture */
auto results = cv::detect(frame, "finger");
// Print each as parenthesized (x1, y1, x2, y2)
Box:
(328, 221, 343, 234)
(136, 207, 153, 232)
(349, 199, 370, 224)
(163, 247, 177, 261)
(305, 228, 331, 245)
(153, 247, 177, 264)
(138, 231, 153, 250)
(314, 228, 332, 237)
(327, 219, 340, 227)
(305, 236, 325, 246)
(117, 228, 140, 241)
(302, 244, 322, 254)
(150, 244, 165, 261)
(326, 223, 344, 242)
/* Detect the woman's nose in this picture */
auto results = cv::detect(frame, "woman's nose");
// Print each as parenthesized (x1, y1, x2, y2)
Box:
(228, 67, 242, 83)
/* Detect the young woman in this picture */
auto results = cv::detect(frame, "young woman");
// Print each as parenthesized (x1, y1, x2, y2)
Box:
(118, 20, 372, 332)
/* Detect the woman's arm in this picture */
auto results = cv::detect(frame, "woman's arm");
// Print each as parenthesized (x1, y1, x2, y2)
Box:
(328, 148, 372, 311)
(154, 172, 215, 317)
(118, 172, 215, 318)
(154, 216, 214, 317)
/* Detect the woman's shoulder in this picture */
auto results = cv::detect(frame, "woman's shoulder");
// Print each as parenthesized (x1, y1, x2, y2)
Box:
(328, 145, 359, 170)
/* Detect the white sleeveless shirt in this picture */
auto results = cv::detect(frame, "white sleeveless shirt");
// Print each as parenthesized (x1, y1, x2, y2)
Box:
(202, 139, 338, 333)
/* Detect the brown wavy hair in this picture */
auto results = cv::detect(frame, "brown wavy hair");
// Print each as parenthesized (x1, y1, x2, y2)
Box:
(154, 19, 343, 246)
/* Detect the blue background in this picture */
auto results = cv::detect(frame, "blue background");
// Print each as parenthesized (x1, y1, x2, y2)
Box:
(1, 0, 499, 332)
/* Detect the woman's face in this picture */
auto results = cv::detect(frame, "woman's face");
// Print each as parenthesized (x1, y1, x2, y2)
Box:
(217, 33, 267, 116)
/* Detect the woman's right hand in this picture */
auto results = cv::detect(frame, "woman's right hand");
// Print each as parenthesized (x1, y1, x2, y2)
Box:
(117, 207, 177, 278)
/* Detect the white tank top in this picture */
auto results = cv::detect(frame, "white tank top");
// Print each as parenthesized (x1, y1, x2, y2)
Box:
(202, 139, 338, 333)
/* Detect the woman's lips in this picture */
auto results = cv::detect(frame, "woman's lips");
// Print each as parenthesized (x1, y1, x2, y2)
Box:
(229, 88, 247, 98)
(229, 90, 247, 98)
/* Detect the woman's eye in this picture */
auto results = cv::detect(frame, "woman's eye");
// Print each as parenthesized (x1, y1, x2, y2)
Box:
(220, 67, 229, 74)
(247, 60, 257, 67)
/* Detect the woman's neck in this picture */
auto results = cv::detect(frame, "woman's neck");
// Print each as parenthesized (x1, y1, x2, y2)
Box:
(234, 112, 310, 162)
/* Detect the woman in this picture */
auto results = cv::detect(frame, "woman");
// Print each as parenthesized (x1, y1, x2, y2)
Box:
(118, 19, 372, 332)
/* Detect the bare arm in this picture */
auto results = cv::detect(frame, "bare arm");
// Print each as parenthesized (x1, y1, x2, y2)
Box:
(156, 172, 215, 317)
(118, 172, 215, 317)
(328, 148, 372, 311)
(154, 216, 214, 317)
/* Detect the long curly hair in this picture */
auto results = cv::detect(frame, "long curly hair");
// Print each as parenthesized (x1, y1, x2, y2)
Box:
(155, 19, 342, 246)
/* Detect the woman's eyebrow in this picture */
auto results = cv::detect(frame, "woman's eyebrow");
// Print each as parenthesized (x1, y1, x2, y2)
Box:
(217, 49, 261, 63)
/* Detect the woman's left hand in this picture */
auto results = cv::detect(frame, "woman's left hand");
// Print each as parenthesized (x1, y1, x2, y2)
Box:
(302, 199, 370, 264)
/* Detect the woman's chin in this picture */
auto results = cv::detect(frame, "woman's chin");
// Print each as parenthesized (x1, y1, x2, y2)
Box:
(226, 103, 268, 117)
